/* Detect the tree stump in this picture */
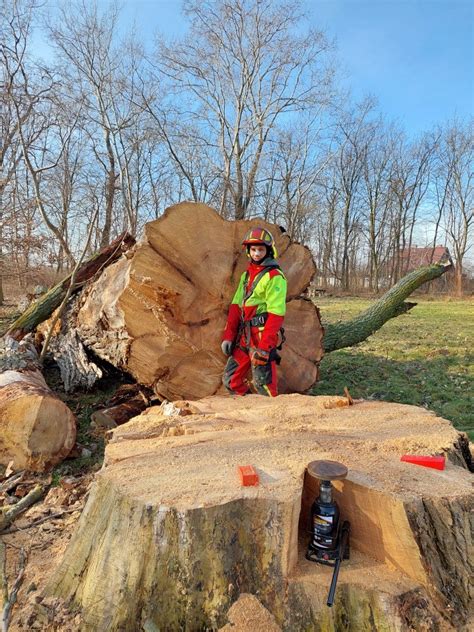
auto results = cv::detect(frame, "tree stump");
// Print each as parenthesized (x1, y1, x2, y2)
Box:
(47, 395, 472, 631)
(72, 202, 323, 400)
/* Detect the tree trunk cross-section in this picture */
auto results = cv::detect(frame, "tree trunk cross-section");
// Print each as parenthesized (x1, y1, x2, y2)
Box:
(74, 202, 323, 400)
(0, 337, 76, 472)
(47, 395, 473, 631)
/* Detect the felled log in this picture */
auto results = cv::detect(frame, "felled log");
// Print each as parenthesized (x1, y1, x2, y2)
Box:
(6, 232, 135, 341)
(72, 202, 323, 400)
(47, 395, 472, 631)
(0, 337, 76, 472)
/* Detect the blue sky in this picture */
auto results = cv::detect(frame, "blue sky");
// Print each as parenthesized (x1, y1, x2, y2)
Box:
(114, 0, 473, 137)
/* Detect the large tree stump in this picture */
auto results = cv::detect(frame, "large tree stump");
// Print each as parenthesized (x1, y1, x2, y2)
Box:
(72, 202, 323, 400)
(47, 395, 472, 631)
(0, 337, 76, 472)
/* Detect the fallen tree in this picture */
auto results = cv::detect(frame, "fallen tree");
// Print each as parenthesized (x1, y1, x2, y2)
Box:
(56, 202, 450, 400)
(46, 394, 473, 631)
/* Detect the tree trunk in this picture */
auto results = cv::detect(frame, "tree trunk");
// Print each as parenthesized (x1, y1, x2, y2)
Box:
(46, 394, 472, 631)
(323, 262, 452, 353)
(454, 261, 463, 297)
(0, 337, 76, 472)
(6, 232, 135, 341)
(73, 202, 323, 400)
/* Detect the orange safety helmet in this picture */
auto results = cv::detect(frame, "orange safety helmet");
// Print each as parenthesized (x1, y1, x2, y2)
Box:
(241, 227, 278, 258)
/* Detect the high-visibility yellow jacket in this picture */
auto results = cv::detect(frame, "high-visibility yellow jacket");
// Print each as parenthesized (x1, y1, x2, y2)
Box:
(222, 259, 287, 351)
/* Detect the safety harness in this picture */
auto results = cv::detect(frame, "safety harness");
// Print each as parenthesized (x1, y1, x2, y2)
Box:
(236, 266, 286, 360)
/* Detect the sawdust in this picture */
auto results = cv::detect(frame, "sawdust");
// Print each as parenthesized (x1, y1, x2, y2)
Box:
(218, 593, 281, 631)
(106, 394, 469, 509)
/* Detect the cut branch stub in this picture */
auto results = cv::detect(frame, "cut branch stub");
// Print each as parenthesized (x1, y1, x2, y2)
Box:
(75, 202, 323, 400)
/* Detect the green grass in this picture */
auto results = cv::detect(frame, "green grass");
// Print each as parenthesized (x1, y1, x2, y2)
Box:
(311, 297, 474, 440)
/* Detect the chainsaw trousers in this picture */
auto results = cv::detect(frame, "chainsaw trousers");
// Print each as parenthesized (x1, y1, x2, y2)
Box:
(223, 346, 278, 397)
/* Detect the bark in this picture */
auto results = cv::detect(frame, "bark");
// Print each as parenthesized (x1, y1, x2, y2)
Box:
(73, 202, 322, 400)
(0, 337, 76, 472)
(90, 395, 148, 429)
(323, 262, 452, 353)
(46, 394, 472, 631)
(0, 485, 44, 532)
(39, 326, 103, 393)
(6, 232, 135, 341)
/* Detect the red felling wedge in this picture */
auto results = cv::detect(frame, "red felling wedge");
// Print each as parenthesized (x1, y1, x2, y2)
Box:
(400, 455, 445, 470)
(237, 465, 259, 486)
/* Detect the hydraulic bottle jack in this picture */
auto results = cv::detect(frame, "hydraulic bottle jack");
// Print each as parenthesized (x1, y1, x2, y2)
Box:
(305, 459, 350, 607)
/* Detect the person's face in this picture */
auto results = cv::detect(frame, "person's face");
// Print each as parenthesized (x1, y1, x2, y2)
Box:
(249, 244, 267, 262)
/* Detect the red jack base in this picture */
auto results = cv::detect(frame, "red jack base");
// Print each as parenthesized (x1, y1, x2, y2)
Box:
(400, 454, 445, 470)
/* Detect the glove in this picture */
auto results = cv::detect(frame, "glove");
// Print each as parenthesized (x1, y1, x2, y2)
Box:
(251, 348, 270, 366)
(221, 340, 233, 356)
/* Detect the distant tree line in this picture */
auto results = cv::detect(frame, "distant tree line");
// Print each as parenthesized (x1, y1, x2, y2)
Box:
(1, 0, 473, 300)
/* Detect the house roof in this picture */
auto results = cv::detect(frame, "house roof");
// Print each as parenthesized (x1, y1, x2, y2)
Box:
(399, 246, 452, 268)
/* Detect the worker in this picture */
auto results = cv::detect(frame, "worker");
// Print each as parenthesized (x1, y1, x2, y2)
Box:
(221, 227, 287, 396)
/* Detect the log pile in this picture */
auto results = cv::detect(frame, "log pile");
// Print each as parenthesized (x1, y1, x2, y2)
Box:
(47, 394, 473, 631)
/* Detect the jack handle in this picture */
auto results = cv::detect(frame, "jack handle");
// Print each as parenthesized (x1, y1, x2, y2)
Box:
(327, 520, 350, 607)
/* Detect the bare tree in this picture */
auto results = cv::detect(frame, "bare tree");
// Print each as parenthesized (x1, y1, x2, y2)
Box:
(388, 133, 435, 281)
(2, 0, 78, 271)
(333, 100, 373, 290)
(156, 0, 335, 219)
(436, 120, 474, 295)
(361, 119, 395, 291)
(48, 1, 145, 244)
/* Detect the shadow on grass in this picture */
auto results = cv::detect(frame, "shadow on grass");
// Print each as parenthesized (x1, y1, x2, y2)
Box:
(311, 350, 474, 440)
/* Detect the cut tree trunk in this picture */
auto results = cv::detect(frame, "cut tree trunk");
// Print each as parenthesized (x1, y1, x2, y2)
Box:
(0, 336, 76, 472)
(46, 395, 473, 631)
(72, 202, 323, 400)
(6, 232, 135, 341)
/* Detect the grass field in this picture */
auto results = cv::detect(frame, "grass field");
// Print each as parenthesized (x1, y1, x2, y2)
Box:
(311, 297, 474, 440)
